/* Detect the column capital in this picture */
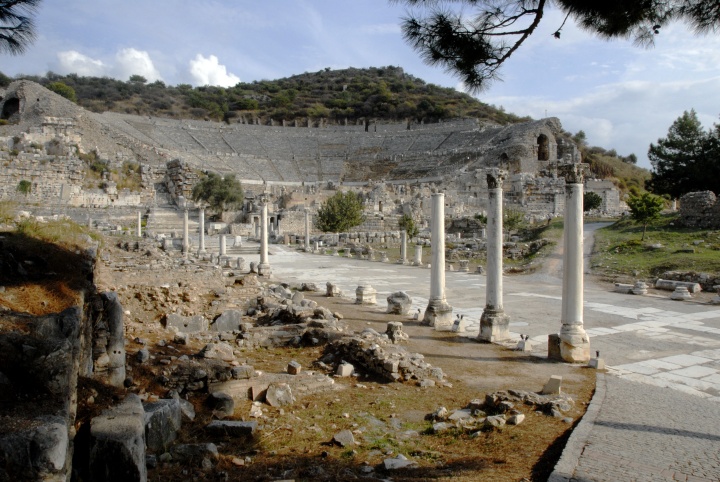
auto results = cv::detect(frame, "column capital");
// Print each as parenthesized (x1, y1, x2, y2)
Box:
(486, 168, 508, 189)
(559, 162, 589, 184)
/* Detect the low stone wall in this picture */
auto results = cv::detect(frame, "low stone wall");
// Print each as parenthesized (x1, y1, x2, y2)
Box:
(658, 271, 720, 292)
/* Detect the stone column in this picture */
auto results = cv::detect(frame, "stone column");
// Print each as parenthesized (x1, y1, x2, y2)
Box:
(304, 209, 310, 251)
(219, 234, 227, 256)
(413, 243, 423, 266)
(182, 208, 189, 255)
(198, 207, 206, 253)
(423, 192, 453, 330)
(479, 169, 510, 342)
(258, 197, 271, 276)
(554, 163, 591, 362)
(398, 230, 407, 264)
(136, 211, 142, 237)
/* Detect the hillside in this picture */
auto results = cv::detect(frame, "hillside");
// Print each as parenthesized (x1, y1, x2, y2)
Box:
(2, 66, 531, 126)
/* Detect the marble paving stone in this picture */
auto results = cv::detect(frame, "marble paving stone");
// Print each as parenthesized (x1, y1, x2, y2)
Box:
(612, 363, 660, 375)
(639, 359, 683, 371)
(656, 354, 714, 367)
(667, 365, 717, 378)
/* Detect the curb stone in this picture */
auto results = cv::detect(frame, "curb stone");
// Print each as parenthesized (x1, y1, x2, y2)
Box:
(548, 372, 606, 482)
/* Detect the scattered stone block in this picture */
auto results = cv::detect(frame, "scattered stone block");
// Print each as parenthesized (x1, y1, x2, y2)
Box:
(541, 375, 562, 395)
(135, 348, 150, 364)
(211, 310, 243, 332)
(207, 392, 235, 419)
(614, 283, 633, 294)
(507, 413, 525, 425)
(386, 291, 412, 314)
(632, 281, 649, 295)
(332, 430, 356, 447)
(484, 415, 506, 428)
(287, 360, 302, 375)
(231, 365, 255, 380)
(419, 379, 435, 388)
(199, 342, 235, 362)
(90, 394, 146, 482)
(383, 454, 418, 470)
(432, 422, 453, 433)
(336, 362, 354, 377)
(164, 313, 208, 333)
(588, 358, 605, 369)
(655, 279, 701, 293)
(171, 443, 218, 464)
(143, 399, 182, 453)
(547, 334, 561, 361)
(448, 409, 472, 421)
(265, 383, 295, 407)
(670, 286, 693, 300)
(205, 421, 257, 438)
(386, 321, 409, 343)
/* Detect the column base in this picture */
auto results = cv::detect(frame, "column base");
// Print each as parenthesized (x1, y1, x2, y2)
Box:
(257, 263, 272, 277)
(548, 331, 591, 363)
(423, 300, 453, 331)
(477, 309, 510, 342)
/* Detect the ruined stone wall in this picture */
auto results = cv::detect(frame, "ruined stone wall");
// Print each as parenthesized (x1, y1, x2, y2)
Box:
(679, 191, 720, 228)
(165, 159, 199, 206)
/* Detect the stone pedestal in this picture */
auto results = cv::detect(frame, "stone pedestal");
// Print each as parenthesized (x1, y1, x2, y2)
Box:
(632, 281, 648, 295)
(355, 284, 377, 304)
(553, 163, 591, 363)
(458, 260, 469, 272)
(670, 286, 692, 300)
(479, 169, 510, 342)
(257, 199, 271, 277)
(424, 193, 453, 330)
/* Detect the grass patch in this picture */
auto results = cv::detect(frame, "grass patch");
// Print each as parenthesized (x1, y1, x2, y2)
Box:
(15, 218, 101, 250)
(591, 214, 720, 279)
(0, 201, 16, 223)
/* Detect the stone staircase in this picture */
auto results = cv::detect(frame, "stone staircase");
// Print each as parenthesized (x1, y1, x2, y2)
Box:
(146, 205, 200, 235)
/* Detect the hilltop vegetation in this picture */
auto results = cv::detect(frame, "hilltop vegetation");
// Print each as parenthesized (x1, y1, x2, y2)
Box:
(1, 66, 530, 126)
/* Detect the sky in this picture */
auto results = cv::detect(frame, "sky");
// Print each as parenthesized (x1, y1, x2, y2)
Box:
(3, 0, 720, 170)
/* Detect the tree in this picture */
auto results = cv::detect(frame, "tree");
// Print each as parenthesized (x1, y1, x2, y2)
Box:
(129, 74, 147, 84)
(398, 213, 419, 239)
(1, 0, 41, 55)
(191, 172, 244, 216)
(646, 110, 720, 198)
(503, 207, 525, 233)
(46, 81, 77, 103)
(392, 0, 720, 91)
(583, 191, 603, 212)
(315, 191, 365, 233)
(626, 193, 664, 241)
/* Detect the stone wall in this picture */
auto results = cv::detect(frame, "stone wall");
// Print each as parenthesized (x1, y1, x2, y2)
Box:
(679, 191, 720, 228)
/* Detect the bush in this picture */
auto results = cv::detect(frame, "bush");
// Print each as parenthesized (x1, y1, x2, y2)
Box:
(315, 191, 365, 233)
(17, 180, 31, 194)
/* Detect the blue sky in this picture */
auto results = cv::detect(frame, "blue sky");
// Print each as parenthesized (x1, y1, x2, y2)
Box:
(3, 0, 720, 169)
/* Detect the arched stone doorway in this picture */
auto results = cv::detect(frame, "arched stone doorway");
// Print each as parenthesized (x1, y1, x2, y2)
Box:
(1, 97, 20, 120)
(537, 134, 549, 161)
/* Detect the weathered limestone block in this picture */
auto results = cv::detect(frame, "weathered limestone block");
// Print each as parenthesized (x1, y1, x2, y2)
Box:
(355, 284, 377, 304)
(200, 342, 235, 362)
(386, 291, 412, 315)
(632, 281, 649, 295)
(386, 322, 409, 343)
(164, 313, 208, 333)
(90, 394, 146, 482)
(265, 383, 295, 407)
(210, 310, 242, 332)
(101, 292, 126, 387)
(207, 392, 235, 419)
(143, 399, 182, 453)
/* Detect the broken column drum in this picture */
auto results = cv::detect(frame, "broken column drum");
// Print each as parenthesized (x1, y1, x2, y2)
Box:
(258, 197, 271, 276)
(198, 207, 206, 253)
(423, 192, 453, 330)
(182, 208, 189, 255)
(219, 234, 227, 256)
(556, 162, 591, 362)
(413, 243, 423, 266)
(479, 169, 510, 342)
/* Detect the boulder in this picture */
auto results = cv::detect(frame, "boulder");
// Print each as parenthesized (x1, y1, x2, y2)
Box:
(265, 383, 295, 407)
(199, 342, 235, 362)
(207, 392, 235, 419)
(205, 420, 258, 438)
(211, 310, 243, 332)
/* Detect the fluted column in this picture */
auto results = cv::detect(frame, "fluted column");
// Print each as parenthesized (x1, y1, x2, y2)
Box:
(423, 192, 453, 330)
(258, 197, 271, 276)
(479, 168, 510, 342)
(399, 230, 407, 264)
(555, 162, 590, 362)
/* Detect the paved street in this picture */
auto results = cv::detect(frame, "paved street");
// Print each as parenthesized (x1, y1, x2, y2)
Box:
(232, 225, 720, 481)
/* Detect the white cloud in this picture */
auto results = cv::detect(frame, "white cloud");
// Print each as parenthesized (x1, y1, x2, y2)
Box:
(56, 50, 106, 76)
(188, 54, 240, 87)
(114, 48, 163, 82)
